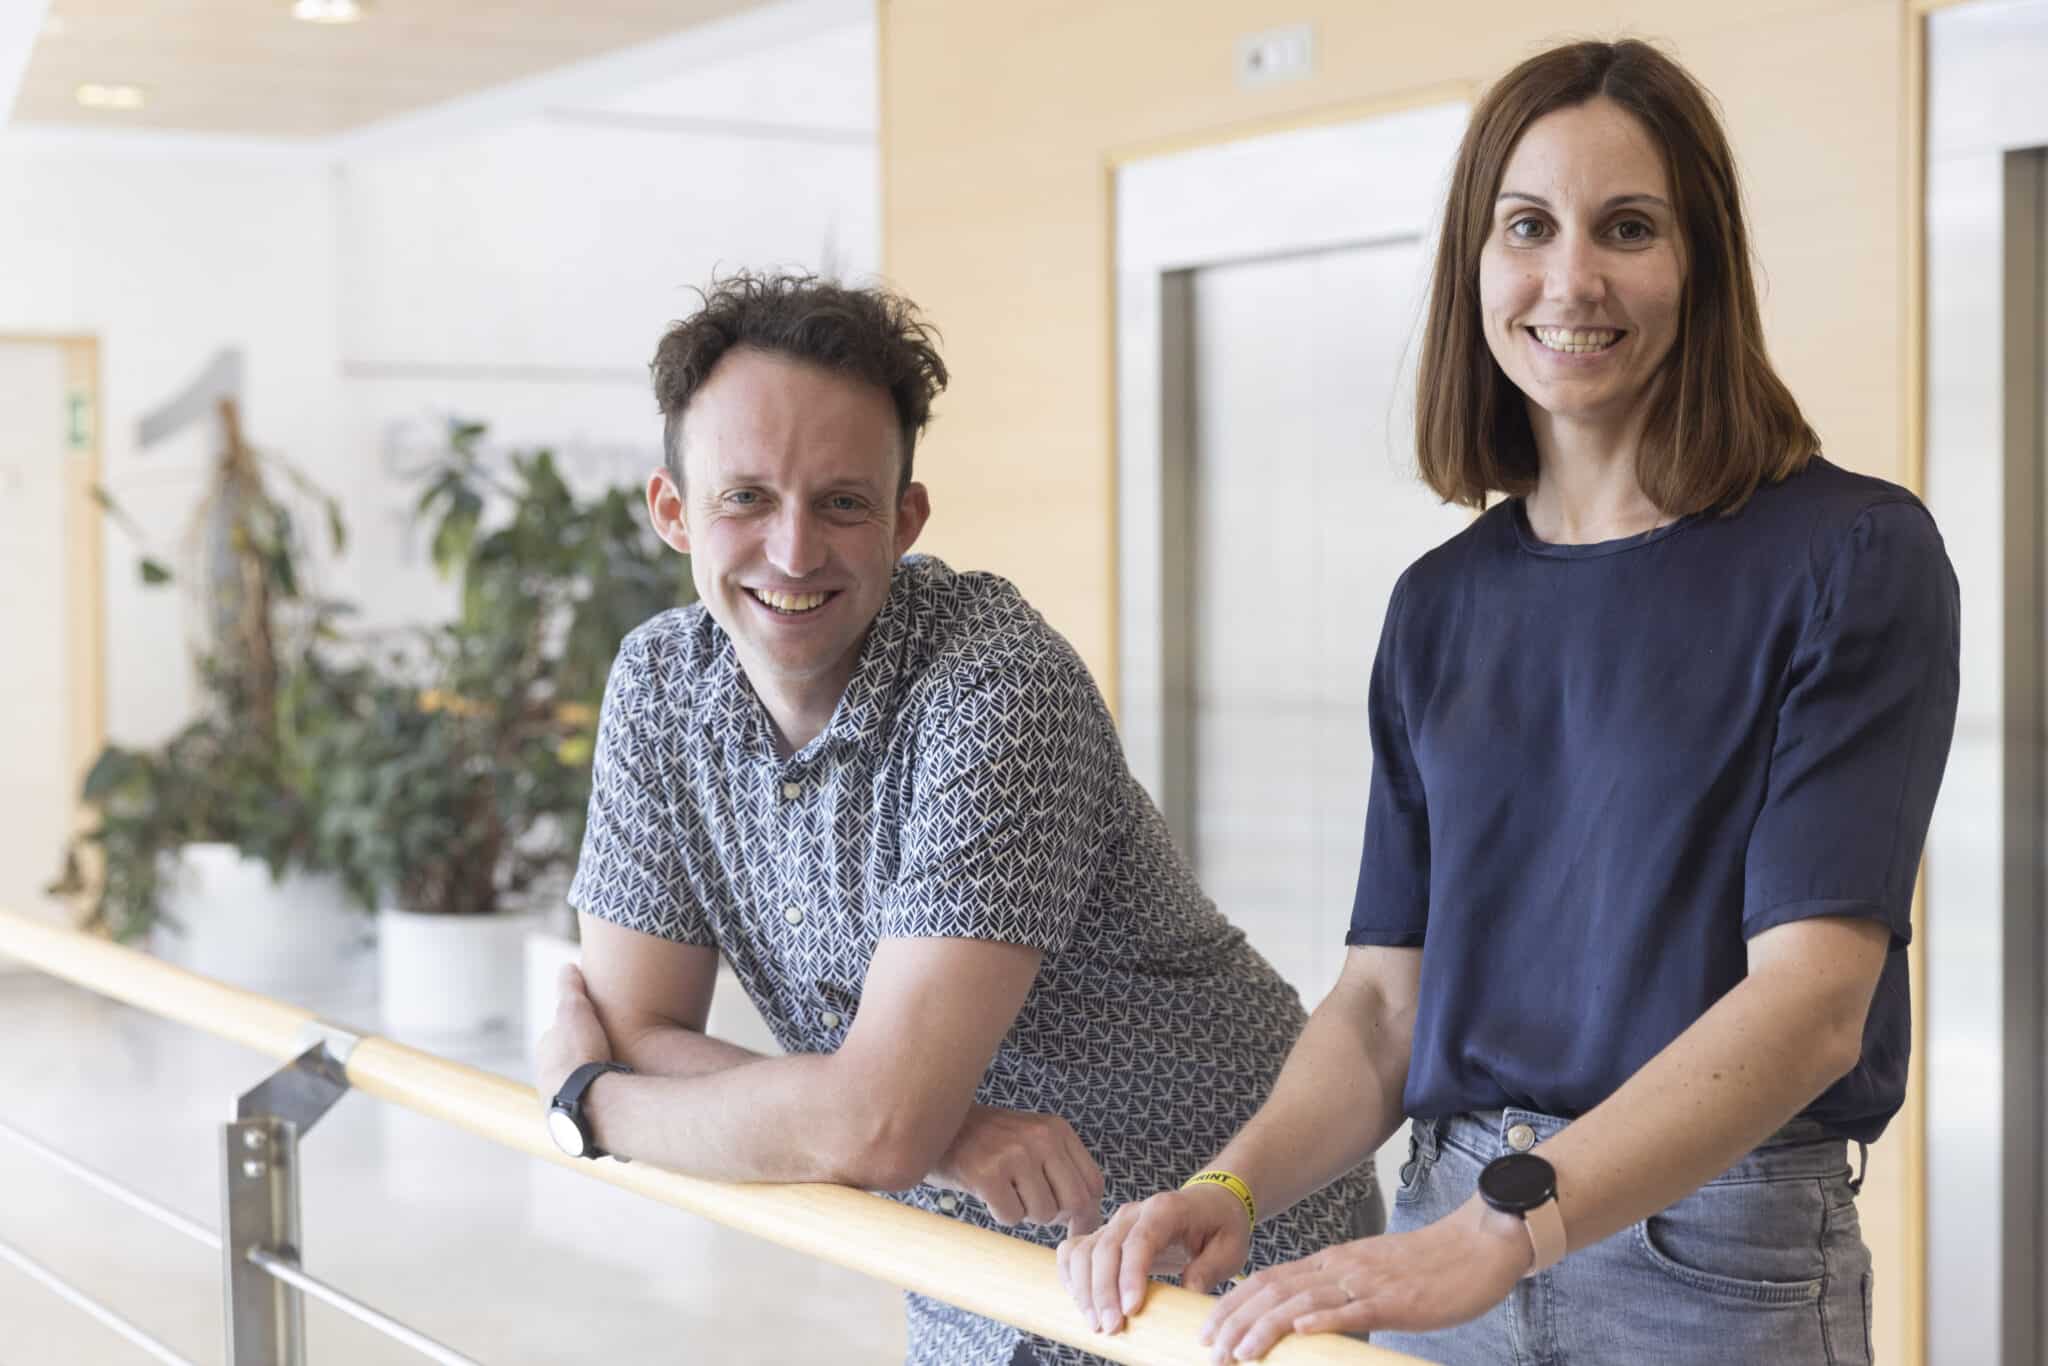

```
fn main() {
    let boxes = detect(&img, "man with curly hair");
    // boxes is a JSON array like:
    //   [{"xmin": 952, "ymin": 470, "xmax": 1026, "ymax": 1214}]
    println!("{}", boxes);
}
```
[{"xmin": 538, "ymin": 272, "xmax": 1379, "ymax": 1364}]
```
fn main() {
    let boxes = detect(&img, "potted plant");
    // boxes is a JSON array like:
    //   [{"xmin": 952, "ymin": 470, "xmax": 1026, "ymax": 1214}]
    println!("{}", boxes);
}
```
[
  {"xmin": 51, "ymin": 399, "xmax": 372, "ymax": 1004},
  {"xmin": 326, "ymin": 421, "xmax": 691, "ymax": 1045}
]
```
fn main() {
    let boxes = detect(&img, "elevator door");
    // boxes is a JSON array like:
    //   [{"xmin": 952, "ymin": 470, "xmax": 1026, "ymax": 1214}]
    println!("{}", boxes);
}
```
[
  {"xmin": 0, "ymin": 342, "xmax": 75, "ymax": 927},
  {"xmin": 1181, "ymin": 241, "xmax": 1470, "ymax": 1009}
]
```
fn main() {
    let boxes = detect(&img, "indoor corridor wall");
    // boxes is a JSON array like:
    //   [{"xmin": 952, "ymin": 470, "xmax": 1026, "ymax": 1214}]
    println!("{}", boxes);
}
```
[{"xmin": 879, "ymin": 1, "xmax": 1922, "ymax": 1360}]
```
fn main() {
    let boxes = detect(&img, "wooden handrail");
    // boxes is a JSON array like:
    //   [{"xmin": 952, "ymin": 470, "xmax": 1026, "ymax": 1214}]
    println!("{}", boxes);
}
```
[{"xmin": 0, "ymin": 910, "xmax": 1419, "ymax": 1364}]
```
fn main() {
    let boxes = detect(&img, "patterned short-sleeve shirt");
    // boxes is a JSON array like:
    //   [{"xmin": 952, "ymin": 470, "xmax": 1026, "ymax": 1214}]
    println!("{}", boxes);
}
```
[{"xmin": 570, "ymin": 555, "xmax": 1375, "ymax": 1365}]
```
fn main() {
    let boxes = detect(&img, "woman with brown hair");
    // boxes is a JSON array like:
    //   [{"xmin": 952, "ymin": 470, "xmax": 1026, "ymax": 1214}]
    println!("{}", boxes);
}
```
[{"xmin": 1060, "ymin": 39, "xmax": 1958, "ymax": 1365}]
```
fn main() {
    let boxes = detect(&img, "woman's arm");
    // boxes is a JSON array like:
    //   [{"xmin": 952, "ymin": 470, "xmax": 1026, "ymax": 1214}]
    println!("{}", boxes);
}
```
[
  {"xmin": 1531, "ymin": 913, "xmax": 1888, "ymax": 1250},
  {"xmin": 1201, "ymin": 912, "xmax": 1891, "ymax": 1361},
  {"xmin": 1060, "ymin": 945, "xmax": 1420, "ymax": 1333},
  {"xmin": 1206, "ymin": 945, "xmax": 1421, "ymax": 1220}
]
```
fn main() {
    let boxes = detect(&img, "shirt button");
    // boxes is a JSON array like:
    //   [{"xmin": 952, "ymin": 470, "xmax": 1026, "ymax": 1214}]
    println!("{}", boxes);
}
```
[
  {"xmin": 783, "ymin": 905, "xmax": 804, "ymax": 926},
  {"xmin": 938, "ymin": 1194, "xmax": 959, "ymax": 1213},
  {"xmin": 1507, "ymin": 1123, "xmax": 1537, "ymax": 1152},
  {"xmin": 820, "ymin": 1011, "xmax": 842, "ymax": 1029},
  {"xmin": 781, "ymin": 781, "xmax": 802, "ymax": 800}
]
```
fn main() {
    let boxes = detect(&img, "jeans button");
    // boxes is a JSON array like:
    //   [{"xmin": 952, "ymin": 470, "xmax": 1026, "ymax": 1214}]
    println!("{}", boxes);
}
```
[{"xmin": 1507, "ymin": 1123, "xmax": 1536, "ymax": 1152}]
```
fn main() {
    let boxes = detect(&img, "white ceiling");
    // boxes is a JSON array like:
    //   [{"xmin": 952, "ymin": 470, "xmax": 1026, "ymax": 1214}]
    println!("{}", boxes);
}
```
[
  {"xmin": 0, "ymin": 0, "xmax": 52, "ymax": 125},
  {"xmin": 6, "ymin": 0, "xmax": 868, "ymax": 140}
]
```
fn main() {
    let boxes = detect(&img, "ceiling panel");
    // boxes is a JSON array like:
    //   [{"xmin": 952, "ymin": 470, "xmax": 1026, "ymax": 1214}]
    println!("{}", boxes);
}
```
[{"xmin": 16, "ymin": 0, "xmax": 774, "ymax": 138}]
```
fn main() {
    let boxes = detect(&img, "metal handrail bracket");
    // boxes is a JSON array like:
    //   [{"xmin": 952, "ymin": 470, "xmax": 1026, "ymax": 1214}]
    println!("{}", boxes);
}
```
[{"xmin": 224, "ymin": 1040, "xmax": 352, "ymax": 1366}]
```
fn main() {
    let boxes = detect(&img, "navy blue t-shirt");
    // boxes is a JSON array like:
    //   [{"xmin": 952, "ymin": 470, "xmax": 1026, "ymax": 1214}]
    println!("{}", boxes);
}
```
[{"xmin": 1346, "ymin": 457, "xmax": 1959, "ymax": 1143}]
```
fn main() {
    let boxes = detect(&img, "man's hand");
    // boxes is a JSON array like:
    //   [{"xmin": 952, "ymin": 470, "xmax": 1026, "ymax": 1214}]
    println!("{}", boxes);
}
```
[
  {"xmin": 927, "ymin": 1105, "xmax": 1106, "ymax": 1235},
  {"xmin": 536, "ymin": 964, "xmax": 613, "ymax": 1104},
  {"xmin": 1058, "ymin": 1182, "xmax": 1251, "ymax": 1335},
  {"xmin": 1194, "ymin": 1195, "xmax": 1527, "ymax": 1362}
]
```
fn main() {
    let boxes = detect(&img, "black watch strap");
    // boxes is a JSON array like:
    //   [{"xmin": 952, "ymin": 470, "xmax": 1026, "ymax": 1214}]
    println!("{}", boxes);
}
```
[{"xmin": 552, "ymin": 1061, "xmax": 632, "ymax": 1158}]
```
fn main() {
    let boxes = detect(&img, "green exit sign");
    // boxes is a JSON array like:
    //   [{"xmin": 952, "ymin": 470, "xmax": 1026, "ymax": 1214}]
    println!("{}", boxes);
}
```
[{"xmin": 67, "ymin": 391, "xmax": 91, "ymax": 450}]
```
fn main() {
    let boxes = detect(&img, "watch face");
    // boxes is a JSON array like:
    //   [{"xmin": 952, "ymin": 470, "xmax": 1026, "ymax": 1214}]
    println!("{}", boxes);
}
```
[
  {"xmin": 1478, "ymin": 1152, "xmax": 1556, "ymax": 1213},
  {"xmin": 547, "ymin": 1106, "xmax": 589, "ymax": 1158}
]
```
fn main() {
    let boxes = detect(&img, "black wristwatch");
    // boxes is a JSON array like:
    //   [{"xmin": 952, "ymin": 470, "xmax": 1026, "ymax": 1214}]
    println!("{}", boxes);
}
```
[
  {"xmin": 548, "ymin": 1061, "xmax": 633, "ymax": 1159},
  {"xmin": 1478, "ymin": 1151, "xmax": 1566, "ymax": 1276}
]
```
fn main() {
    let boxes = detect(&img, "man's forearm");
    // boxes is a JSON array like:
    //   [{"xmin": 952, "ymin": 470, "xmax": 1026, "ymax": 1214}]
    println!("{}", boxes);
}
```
[
  {"xmin": 1211, "ymin": 974, "xmax": 1412, "ymax": 1221},
  {"xmin": 567, "ymin": 935, "xmax": 1052, "ymax": 1194},
  {"xmin": 1536, "ymin": 935, "xmax": 1881, "ymax": 1254},
  {"xmin": 582, "ymin": 1047, "xmax": 949, "ymax": 1188},
  {"xmin": 608, "ymin": 1019, "xmax": 763, "ymax": 1080}
]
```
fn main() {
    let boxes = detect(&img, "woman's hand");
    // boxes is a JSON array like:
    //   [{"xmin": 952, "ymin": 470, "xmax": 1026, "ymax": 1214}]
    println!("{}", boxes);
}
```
[
  {"xmin": 1058, "ymin": 1183, "xmax": 1253, "ymax": 1335},
  {"xmin": 1197, "ymin": 1195, "xmax": 1529, "ymax": 1362}
]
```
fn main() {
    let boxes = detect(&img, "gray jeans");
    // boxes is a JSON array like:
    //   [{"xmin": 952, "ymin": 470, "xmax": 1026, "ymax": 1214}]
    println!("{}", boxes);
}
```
[{"xmin": 1373, "ymin": 1108, "xmax": 1875, "ymax": 1366}]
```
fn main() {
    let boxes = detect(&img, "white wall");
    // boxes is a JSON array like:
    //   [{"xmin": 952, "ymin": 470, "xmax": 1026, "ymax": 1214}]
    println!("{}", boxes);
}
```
[
  {"xmin": 0, "ymin": 129, "xmax": 343, "ymax": 747},
  {"xmin": 332, "ymin": 15, "xmax": 878, "ymax": 628},
  {"xmin": 0, "ymin": 6, "xmax": 879, "ymax": 743}
]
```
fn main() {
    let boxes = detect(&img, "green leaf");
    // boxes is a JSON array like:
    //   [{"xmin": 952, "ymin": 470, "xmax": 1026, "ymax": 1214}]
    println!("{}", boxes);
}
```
[
  {"xmin": 139, "ymin": 557, "xmax": 173, "ymax": 585},
  {"xmin": 271, "ymin": 544, "xmax": 299, "ymax": 597},
  {"xmin": 416, "ymin": 473, "xmax": 451, "ymax": 516},
  {"xmin": 430, "ymin": 491, "xmax": 483, "ymax": 578},
  {"xmin": 80, "ymin": 747, "xmax": 134, "ymax": 801}
]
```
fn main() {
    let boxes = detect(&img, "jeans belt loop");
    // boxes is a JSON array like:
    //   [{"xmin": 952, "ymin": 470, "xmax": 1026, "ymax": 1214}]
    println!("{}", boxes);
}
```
[{"xmin": 1417, "ymin": 1115, "xmax": 1442, "ymax": 1161}]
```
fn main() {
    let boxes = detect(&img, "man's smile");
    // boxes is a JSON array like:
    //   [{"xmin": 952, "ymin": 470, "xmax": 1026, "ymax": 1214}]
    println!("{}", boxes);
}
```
[{"xmin": 747, "ymin": 587, "xmax": 837, "ymax": 615}]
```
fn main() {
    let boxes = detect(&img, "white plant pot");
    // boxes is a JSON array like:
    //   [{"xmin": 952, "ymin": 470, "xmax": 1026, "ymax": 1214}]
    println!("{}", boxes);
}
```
[
  {"xmin": 377, "ymin": 906, "xmax": 534, "ymax": 1049},
  {"xmin": 523, "ymin": 929, "xmax": 582, "ymax": 1067},
  {"xmin": 151, "ymin": 843, "xmax": 373, "ymax": 1008}
]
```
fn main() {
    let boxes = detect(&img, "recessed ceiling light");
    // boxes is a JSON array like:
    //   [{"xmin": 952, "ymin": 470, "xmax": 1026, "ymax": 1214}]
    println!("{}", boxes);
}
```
[
  {"xmin": 75, "ymin": 83, "xmax": 147, "ymax": 111},
  {"xmin": 292, "ymin": 0, "xmax": 364, "ymax": 22}
]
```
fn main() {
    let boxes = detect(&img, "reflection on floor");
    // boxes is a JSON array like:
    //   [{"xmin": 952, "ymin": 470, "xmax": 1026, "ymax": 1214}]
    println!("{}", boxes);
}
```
[{"xmin": 0, "ymin": 970, "xmax": 906, "ymax": 1365}]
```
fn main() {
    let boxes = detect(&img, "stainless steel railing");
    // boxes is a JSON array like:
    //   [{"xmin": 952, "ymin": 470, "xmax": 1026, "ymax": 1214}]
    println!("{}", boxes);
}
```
[
  {"xmin": 0, "ymin": 909, "xmax": 1413, "ymax": 1365},
  {"xmin": 1, "ymin": 1042, "xmax": 482, "ymax": 1366}
]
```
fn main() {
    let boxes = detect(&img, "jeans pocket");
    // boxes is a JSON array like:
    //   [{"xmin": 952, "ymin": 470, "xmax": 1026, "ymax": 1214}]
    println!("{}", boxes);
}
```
[{"xmin": 1632, "ymin": 1177, "xmax": 1828, "ymax": 1305}]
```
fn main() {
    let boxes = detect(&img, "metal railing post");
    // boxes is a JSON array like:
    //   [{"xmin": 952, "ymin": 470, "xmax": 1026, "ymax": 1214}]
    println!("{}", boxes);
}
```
[{"xmin": 221, "ymin": 1027, "xmax": 356, "ymax": 1366}]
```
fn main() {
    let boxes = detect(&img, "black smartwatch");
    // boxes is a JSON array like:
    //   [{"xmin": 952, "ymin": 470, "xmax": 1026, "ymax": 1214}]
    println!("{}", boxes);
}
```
[
  {"xmin": 1477, "ymin": 1151, "xmax": 1566, "ymax": 1276},
  {"xmin": 548, "ymin": 1061, "xmax": 633, "ymax": 1159}
]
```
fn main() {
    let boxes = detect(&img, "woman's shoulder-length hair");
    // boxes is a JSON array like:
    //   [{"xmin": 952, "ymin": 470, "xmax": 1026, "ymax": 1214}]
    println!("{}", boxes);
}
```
[{"xmin": 1415, "ymin": 39, "xmax": 1818, "ymax": 516}]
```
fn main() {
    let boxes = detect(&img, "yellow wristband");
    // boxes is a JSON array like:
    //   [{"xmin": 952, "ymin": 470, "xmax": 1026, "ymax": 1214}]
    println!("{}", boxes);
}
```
[{"xmin": 1182, "ymin": 1170, "xmax": 1256, "ymax": 1230}]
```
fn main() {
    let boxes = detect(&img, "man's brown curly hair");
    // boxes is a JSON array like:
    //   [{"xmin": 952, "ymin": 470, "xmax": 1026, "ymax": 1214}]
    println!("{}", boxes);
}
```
[{"xmin": 650, "ymin": 272, "xmax": 948, "ymax": 492}]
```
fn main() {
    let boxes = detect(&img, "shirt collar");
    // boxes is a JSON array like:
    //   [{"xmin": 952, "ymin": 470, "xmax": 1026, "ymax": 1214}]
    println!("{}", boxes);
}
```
[{"xmin": 697, "ymin": 557, "xmax": 924, "ymax": 765}]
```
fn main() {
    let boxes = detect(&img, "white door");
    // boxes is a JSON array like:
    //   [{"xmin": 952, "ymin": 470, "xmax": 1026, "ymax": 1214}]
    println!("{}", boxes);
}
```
[
  {"xmin": 0, "ymin": 341, "xmax": 76, "ymax": 928},
  {"xmin": 1181, "ymin": 241, "xmax": 1468, "ymax": 1011},
  {"xmin": 1117, "ymin": 103, "xmax": 1471, "ymax": 1204}
]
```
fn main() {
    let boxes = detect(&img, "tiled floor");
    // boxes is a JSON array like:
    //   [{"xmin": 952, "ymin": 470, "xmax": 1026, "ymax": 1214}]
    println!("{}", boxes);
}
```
[{"xmin": 0, "ymin": 968, "xmax": 906, "ymax": 1365}]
